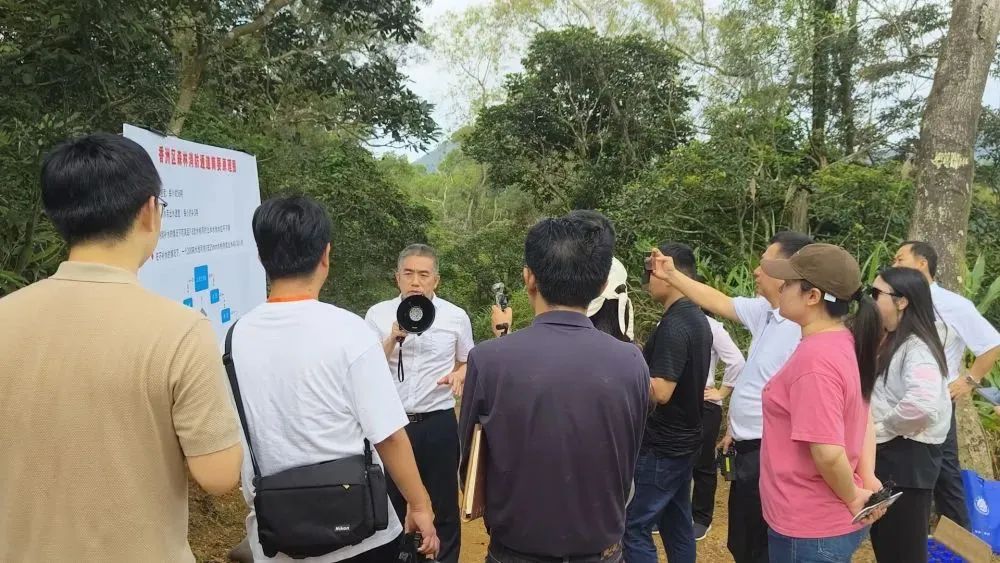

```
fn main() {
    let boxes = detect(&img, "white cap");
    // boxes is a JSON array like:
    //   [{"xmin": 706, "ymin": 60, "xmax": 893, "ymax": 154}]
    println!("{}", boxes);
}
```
[{"xmin": 587, "ymin": 256, "xmax": 634, "ymax": 340}]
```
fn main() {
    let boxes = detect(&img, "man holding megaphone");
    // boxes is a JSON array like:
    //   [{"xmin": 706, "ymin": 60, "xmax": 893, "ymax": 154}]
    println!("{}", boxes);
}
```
[{"xmin": 365, "ymin": 244, "xmax": 474, "ymax": 563}]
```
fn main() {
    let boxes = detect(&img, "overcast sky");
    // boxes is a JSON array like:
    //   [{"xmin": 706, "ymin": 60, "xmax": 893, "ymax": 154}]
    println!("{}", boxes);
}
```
[
  {"xmin": 378, "ymin": 0, "xmax": 1000, "ymax": 162},
  {"xmin": 369, "ymin": 0, "xmax": 490, "ymax": 160}
]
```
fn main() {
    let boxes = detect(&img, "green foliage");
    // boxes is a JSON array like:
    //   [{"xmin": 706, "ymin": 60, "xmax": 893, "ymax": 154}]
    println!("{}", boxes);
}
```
[
  {"xmin": 0, "ymin": 0, "xmax": 436, "ymax": 302},
  {"xmin": 809, "ymin": 162, "xmax": 912, "ymax": 257},
  {"xmin": 464, "ymin": 27, "xmax": 695, "ymax": 209},
  {"xmin": 962, "ymin": 254, "xmax": 1000, "ymax": 320}
]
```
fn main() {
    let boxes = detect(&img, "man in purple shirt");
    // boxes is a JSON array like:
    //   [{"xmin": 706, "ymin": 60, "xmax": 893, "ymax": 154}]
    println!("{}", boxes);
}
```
[{"xmin": 459, "ymin": 210, "xmax": 650, "ymax": 563}]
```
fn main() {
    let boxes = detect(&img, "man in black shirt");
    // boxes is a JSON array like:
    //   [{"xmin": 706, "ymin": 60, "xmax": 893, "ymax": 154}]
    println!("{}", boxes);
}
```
[
  {"xmin": 624, "ymin": 242, "xmax": 713, "ymax": 563},
  {"xmin": 459, "ymin": 211, "xmax": 650, "ymax": 563}
]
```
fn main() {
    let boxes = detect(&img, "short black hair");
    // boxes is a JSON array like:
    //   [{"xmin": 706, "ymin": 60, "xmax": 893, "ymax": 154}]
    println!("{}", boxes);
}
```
[
  {"xmin": 901, "ymin": 240, "xmax": 939, "ymax": 278},
  {"xmin": 770, "ymin": 231, "xmax": 814, "ymax": 258},
  {"xmin": 252, "ymin": 196, "xmax": 332, "ymax": 281},
  {"xmin": 524, "ymin": 211, "xmax": 615, "ymax": 308},
  {"xmin": 41, "ymin": 133, "xmax": 162, "ymax": 245},
  {"xmin": 566, "ymin": 209, "xmax": 616, "ymax": 248},
  {"xmin": 658, "ymin": 242, "xmax": 697, "ymax": 278}
]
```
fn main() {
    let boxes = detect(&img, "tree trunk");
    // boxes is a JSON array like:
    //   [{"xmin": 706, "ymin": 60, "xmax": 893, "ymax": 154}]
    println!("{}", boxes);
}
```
[
  {"xmin": 910, "ymin": 0, "xmax": 1000, "ymax": 479},
  {"xmin": 166, "ymin": 0, "xmax": 295, "ymax": 136},
  {"xmin": 795, "ymin": 0, "xmax": 837, "ymax": 233},
  {"xmin": 835, "ymin": 0, "xmax": 859, "ymax": 154},
  {"xmin": 168, "ymin": 55, "xmax": 206, "ymax": 137},
  {"xmin": 167, "ymin": 20, "xmax": 205, "ymax": 137},
  {"xmin": 809, "ymin": 0, "xmax": 835, "ymax": 167},
  {"xmin": 790, "ymin": 187, "xmax": 810, "ymax": 232}
]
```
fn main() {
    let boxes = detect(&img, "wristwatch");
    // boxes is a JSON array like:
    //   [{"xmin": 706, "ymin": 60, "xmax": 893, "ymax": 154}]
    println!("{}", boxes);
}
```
[{"xmin": 965, "ymin": 373, "xmax": 981, "ymax": 388}]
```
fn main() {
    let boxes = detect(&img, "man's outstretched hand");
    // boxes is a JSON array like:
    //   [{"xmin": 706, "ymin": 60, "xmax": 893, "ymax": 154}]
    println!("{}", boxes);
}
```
[{"xmin": 437, "ymin": 364, "xmax": 467, "ymax": 397}]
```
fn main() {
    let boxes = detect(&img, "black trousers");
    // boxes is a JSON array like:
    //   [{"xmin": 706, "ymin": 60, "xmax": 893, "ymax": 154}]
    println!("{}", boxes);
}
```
[
  {"xmin": 692, "ymin": 401, "xmax": 723, "ymax": 527},
  {"xmin": 727, "ymin": 440, "xmax": 769, "ymax": 563},
  {"xmin": 871, "ymin": 487, "xmax": 933, "ymax": 563},
  {"xmin": 387, "ymin": 409, "xmax": 461, "ymax": 563},
  {"xmin": 934, "ymin": 405, "xmax": 970, "ymax": 529},
  {"xmin": 342, "ymin": 535, "xmax": 404, "ymax": 562}
]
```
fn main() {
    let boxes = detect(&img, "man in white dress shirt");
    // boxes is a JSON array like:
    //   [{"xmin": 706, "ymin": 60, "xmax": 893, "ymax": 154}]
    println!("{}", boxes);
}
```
[
  {"xmin": 894, "ymin": 241, "xmax": 1000, "ymax": 530},
  {"xmin": 365, "ymin": 244, "xmax": 474, "ymax": 563},
  {"xmin": 648, "ymin": 231, "xmax": 813, "ymax": 563},
  {"xmin": 692, "ymin": 314, "xmax": 746, "ymax": 541}
]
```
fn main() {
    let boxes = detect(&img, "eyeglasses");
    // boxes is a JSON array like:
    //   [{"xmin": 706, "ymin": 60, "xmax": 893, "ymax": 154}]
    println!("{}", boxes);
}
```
[
  {"xmin": 155, "ymin": 195, "xmax": 168, "ymax": 212},
  {"xmin": 868, "ymin": 286, "xmax": 900, "ymax": 300}
]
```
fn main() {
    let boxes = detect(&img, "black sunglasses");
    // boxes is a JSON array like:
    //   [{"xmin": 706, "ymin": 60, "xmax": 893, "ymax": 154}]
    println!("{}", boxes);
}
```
[{"xmin": 868, "ymin": 286, "xmax": 901, "ymax": 300}]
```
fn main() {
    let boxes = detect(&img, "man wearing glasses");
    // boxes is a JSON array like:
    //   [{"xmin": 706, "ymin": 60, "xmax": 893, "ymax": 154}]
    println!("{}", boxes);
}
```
[
  {"xmin": 365, "ymin": 244, "xmax": 474, "ymax": 563},
  {"xmin": 0, "ymin": 133, "xmax": 242, "ymax": 561}
]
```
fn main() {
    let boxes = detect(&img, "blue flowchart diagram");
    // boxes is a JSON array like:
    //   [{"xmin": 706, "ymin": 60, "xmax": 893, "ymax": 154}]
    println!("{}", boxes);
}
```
[{"xmin": 183, "ymin": 264, "xmax": 233, "ymax": 324}]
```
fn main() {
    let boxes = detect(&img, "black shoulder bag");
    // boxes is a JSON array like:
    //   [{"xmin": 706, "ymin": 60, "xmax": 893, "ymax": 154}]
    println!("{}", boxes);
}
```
[{"xmin": 223, "ymin": 321, "xmax": 390, "ymax": 559}]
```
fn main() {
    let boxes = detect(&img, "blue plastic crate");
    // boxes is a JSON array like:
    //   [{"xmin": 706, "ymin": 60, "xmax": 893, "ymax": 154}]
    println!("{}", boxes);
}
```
[{"xmin": 928, "ymin": 538, "xmax": 966, "ymax": 562}]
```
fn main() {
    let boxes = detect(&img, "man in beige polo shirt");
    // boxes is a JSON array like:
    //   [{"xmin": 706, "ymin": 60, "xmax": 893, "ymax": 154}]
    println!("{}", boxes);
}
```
[{"xmin": 0, "ymin": 133, "xmax": 243, "ymax": 562}]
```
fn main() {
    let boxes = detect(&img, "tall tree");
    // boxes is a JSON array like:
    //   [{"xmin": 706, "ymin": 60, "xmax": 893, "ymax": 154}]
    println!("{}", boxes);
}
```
[
  {"xmin": 909, "ymin": 0, "xmax": 1000, "ymax": 478},
  {"xmin": 156, "ymin": 0, "xmax": 435, "ymax": 145},
  {"xmin": 464, "ymin": 27, "xmax": 695, "ymax": 209}
]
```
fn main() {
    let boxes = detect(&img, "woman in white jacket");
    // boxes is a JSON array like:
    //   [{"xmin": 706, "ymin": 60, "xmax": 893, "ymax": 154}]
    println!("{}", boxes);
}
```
[{"xmin": 868, "ymin": 266, "xmax": 952, "ymax": 563}]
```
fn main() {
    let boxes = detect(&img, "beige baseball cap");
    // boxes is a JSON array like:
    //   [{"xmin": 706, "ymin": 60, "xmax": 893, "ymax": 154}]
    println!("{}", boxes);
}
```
[{"xmin": 760, "ymin": 243, "xmax": 862, "ymax": 302}]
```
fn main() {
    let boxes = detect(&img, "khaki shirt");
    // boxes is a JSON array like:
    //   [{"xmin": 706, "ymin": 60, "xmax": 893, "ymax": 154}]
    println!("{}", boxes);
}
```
[{"xmin": 0, "ymin": 261, "xmax": 240, "ymax": 562}]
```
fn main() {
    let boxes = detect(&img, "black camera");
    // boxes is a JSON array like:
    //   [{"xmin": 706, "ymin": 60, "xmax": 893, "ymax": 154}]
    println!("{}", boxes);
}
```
[{"xmin": 398, "ymin": 532, "xmax": 429, "ymax": 562}]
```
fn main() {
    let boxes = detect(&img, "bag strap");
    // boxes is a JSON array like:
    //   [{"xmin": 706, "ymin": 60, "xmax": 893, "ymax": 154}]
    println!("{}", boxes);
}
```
[
  {"xmin": 223, "ymin": 321, "xmax": 262, "ymax": 478},
  {"xmin": 223, "ymin": 321, "xmax": 374, "ymax": 476}
]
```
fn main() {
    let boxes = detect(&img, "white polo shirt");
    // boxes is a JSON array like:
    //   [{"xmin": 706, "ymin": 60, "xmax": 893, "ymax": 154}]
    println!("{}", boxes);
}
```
[
  {"xmin": 365, "ymin": 295, "xmax": 475, "ymax": 413},
  {"xmin": 228, "ymin": 299, "xmax": 408, "ymax": 563},
  {"xmin": 931, "ymin": 283, "xmax": 1000, "ymax": 383},
  {"xmin": 705, "ymin": 317, "xmax": 746, "ymax": 406},
  {"xmin": 727, "ymin": 296, "xmax": 802, "ymax": 441}
]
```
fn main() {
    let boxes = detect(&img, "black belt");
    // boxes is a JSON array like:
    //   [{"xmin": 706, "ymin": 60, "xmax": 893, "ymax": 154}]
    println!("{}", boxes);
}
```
[
  {"xmin": 489, "ymin": 540, "xmax": 620, "ymax": 563},
  {"xmin": 406, "ymin": 409, "xmax": 451, "ymax": 424},
  {"xmin": 734, "ymin": 439, "xmax": 762, "ymax": 454}
]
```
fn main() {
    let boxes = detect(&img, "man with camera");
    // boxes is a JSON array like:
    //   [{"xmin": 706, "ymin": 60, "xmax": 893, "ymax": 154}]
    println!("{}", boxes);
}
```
[
  {"xmin": 221, "ymin": 196, "xmax": 439, "ymax": 562},
  {"xmin": 365, "ymin": 244, "xmax": 474, "ymax": 563}
]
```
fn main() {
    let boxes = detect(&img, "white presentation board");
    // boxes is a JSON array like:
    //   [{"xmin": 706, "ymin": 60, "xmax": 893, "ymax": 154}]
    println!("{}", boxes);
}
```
[{"xmin": 124, "ymin": 124, "xmax": 266, "ymax": 340}]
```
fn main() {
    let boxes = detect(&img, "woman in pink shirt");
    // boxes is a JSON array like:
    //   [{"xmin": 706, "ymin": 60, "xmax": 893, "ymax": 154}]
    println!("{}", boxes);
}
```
[{"xmin": 757, "ymin": 243, "xmax": 887, "ymax": 562}]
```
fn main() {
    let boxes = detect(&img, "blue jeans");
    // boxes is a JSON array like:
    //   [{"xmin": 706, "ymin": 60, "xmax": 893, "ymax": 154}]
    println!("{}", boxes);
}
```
[
  {"xmin": 623, "ymin": 451, "xmax": 696, "ymax": 563},
  {"xmin": 767, "ymin": 528, "xmax": 867, "ymax": 563}
]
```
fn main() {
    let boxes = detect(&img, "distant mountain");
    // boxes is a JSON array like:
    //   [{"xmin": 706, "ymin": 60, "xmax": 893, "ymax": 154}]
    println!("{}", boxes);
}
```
[{"xmin": 414, "ymin": 139, "xmax": 459, "ymax": 172}]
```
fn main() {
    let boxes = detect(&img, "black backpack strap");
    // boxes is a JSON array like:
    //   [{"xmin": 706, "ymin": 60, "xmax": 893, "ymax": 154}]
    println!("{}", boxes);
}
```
[
  {"xmin": 223, "ymin": 320, "xmax": 261, "ymax": 478},
  {"xmin": 364, "ymin": 438, "xmax": 373, "ymax": 465}
]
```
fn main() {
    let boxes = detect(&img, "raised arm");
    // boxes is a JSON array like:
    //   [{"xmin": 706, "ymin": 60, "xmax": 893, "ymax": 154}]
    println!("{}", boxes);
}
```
[{"xmin": 650, "ymin": 249, "xmax": 738, "ymax": 322}]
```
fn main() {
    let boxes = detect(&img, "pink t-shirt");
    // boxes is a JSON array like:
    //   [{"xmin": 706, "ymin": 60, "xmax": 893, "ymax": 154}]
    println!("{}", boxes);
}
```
[{"xmin": 760, "ymin": 329, "xmax": 869, "ymax": 538}]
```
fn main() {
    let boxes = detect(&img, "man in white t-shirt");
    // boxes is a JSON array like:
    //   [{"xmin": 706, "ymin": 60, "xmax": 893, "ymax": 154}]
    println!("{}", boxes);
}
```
[
  {"xmin": 894, "ymin": 241, "xmax": 1000, "ymax": 529},
  {"xmin": 228, "ymin": 196, "xmax": 439, "ymax": 563},
  {"xmin": 648, "ymin": 231, "xmax": 813, "ymax": 563},
  {"xmin": 365, "ymin": 244, "xmax": 474, "ymax": 563}
]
